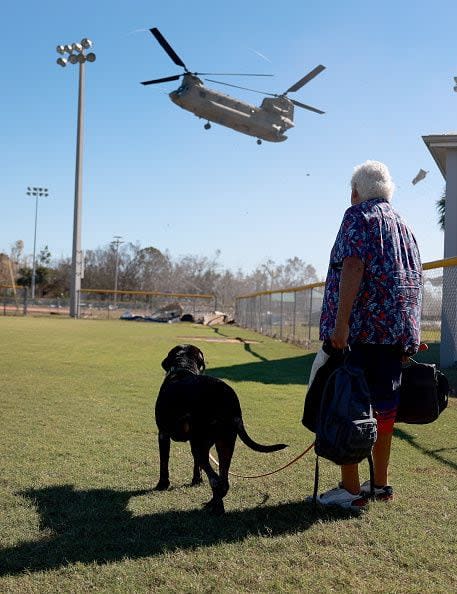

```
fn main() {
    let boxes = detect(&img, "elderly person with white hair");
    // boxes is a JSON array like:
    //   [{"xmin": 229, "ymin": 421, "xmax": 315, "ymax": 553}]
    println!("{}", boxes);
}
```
[{"xmin": 311, "ymin": 160, "xmax": 423, "ymax": 510}]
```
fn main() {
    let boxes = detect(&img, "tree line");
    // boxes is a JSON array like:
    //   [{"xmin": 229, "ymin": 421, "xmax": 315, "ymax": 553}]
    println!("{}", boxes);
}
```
[{"xmin": 0, "ymin": 240, "xmax": 318, "ymax": 308}]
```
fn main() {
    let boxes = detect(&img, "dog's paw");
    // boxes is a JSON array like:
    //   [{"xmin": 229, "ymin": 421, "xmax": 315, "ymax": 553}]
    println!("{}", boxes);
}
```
[
  {"xmin": 154, "ymin": 480, "xmax": 170, "ymax": 491},
  {"xmin": 209, "ymin": 500, "xmax": 225, "ymax": 516},
  {"xmin": 203, "ymin": 498, "xmax": 225, "ymax": 515}
]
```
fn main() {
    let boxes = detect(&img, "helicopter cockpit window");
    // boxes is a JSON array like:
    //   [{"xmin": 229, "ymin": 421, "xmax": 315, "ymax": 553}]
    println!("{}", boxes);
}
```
[{"xmin": 177, "ymin": 84, "xmax": 189, "ymax": 95}]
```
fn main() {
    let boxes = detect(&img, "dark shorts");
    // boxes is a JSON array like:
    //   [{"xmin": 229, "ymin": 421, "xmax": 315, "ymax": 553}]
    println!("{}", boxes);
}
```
[{"xmin": 347, "ymin": 343, "xmax": 402, "ymax": 433}]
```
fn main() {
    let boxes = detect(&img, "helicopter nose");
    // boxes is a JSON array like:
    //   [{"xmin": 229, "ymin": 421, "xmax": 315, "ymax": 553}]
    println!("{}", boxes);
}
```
[{"xmin": 169, "ymin": 90, "xmax": 181, "ymax": 105}]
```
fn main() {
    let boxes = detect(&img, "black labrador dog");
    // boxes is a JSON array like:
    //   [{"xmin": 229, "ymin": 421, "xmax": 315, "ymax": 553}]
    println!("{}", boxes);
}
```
[{"xmin": 155, "ymin": 344, "xmax": 287, "ymax": 514}]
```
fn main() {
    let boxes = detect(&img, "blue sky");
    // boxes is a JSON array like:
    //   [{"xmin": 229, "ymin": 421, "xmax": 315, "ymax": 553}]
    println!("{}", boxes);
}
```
[{"xmin": 1, "ymin": 0, "xmax": 455, "ymax": 279}]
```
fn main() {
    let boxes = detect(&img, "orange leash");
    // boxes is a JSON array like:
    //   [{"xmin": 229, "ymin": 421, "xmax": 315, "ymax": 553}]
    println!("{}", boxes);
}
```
[{"xmin": 209, "ymin": 441, "xmax": 315, "ymax": 479}]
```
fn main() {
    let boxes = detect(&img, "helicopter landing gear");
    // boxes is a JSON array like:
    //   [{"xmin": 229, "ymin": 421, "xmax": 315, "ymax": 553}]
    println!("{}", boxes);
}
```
[
  {"xmin": 204, "ymin": 122, "xmax": 211, "ymax": 130},
  {"xmin": 256, "ymin": 138, "xmax": 262, "ymax": 145}
]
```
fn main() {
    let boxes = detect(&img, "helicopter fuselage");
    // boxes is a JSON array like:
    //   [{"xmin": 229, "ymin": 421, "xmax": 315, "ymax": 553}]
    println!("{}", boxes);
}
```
[{"xmin": 169, "ymin": 74, "xmax": 294, "ymax": 142}]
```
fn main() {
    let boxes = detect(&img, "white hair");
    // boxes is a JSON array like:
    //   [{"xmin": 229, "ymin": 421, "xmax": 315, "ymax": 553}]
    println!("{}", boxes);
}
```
[{"xmin": 351, "ymin": 160, "xmax": 395, "ymax": 202}]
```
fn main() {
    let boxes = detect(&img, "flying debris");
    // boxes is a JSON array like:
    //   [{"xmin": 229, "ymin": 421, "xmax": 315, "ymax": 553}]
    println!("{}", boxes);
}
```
[{"xmin": 412, "ymin": 169, "xmax": 428, "ymax": 185}]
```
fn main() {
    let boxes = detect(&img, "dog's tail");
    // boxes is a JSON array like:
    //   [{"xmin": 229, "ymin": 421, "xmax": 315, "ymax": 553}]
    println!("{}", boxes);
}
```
[{"xmin": 234, "ymin": 417, "xmax": 287, "ymax": 453}]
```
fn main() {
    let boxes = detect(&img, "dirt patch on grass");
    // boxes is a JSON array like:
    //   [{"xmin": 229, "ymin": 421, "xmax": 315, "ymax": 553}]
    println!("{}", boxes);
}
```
[{"xmin": 177, "ymin": 336, "xmax": 260, "ymax": 344}]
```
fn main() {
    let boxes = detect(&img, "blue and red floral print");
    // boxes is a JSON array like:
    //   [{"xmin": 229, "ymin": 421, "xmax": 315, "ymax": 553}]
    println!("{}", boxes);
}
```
[{"xmin": 320, "ymin": 198, "xmax": 423, "ymax": 354}]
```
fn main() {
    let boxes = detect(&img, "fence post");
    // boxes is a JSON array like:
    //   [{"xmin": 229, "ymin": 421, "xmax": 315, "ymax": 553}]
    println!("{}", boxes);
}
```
[
  {"xmin": 23, "ymin": 287, "xmax": 28, "ymax": 316},
  {"xmin": 308, "ymin": 287, "xmax": 314, "ymax": 343},
  {"xmin": 292, "ymin": 291, "xmax": 296, "ymax": 342},
  {"xmin": 280, "ymin": 292, "xmax": 284, "ymax": 340},
  {"xmin": 258, "ymin": 294, "xmax": 262, "ymax": 332}
]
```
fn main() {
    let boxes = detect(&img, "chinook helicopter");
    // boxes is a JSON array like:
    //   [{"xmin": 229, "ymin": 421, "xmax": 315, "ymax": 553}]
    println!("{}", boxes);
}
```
[{"xmin": 141, "ymin": 28, "xmax": 326, "ymax": 144}]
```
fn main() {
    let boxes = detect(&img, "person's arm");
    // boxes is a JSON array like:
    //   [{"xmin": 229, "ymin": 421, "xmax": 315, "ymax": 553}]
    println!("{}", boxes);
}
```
[{"xmin": 330, "ymin": 255, "xmax": 365, "ymax": 349}]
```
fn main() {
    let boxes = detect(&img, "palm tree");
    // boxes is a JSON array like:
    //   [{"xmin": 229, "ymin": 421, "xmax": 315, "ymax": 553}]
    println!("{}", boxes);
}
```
[{"xmin": 437, "ymin": 191, "xmax": 445, "ymax": 231}]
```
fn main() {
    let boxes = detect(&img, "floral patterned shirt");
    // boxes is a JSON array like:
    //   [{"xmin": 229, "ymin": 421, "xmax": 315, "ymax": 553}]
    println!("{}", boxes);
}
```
[{"xmin": 319, "ymin": 198, "xmax": 423, "ymax": 354}]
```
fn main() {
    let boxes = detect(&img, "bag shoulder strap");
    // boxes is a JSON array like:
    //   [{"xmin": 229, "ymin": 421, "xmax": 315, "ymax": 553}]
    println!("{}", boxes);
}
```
[
  {"xmin": 312, "ymin": 454, "xmax": 375, "ymax": 507},
  {"xmin": 312, "ymin": 455, "xmax": 320, "ymax": 509}
]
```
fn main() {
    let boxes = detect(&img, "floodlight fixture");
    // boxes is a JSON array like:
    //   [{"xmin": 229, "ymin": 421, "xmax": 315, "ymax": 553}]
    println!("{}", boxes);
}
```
[
  {"xmin": 64, "ymin": 44, "xmax": 73, "ymax": 53},
  {"xmin": 27, "ymin": 187, "xmax": 49, "ymax": 197},
  {"xmin": 72, "ymin": 42, "xmax": 83, "ymax": 52},
  {"xmin": 69, "ymin": 53, "xmax": 79, "ymax": 64},
  {"xmin": 81, "ymin": 38, "xmax": 92, "ymax": 49},
  {"xmin": 86, "ymin": 52, "xmax": 96, "ymax": 63},
  {"xmin": 57, "ymin": 57, "xmax": 67, "ymax": 67},
  {"xmin": 56, "ymin": 45, "xmax": 65, "ymax": 54}
]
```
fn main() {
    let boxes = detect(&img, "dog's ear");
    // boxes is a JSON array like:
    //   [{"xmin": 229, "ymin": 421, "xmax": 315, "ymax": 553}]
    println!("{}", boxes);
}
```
[
  {"xmin": 196, "ymin": 349, "xmax": 206, "ymax": 372},
  {"xmin": 161, "ymin": 346, "xmax": 180, "ymax": 371}
]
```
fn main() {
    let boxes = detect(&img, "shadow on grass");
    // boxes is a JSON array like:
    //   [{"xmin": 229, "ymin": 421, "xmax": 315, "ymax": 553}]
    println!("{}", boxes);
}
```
[
  {"xmin": 394, "ymin": 426, "xmax": 457, "ymax": 471},
  {"xmin": 208, "ymin": 354, "xmax": 315, "ymax": 385},
  {"xmin": 0, "ymin": 485, "xmax": 357, "ymax": 576},
  {"xmin": 204, "ymin": 326, "xmax": 317, "ymax": 385}
]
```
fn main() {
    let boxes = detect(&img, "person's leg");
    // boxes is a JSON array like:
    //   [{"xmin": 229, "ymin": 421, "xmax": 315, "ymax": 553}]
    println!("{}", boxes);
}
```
[
  {"xmin": 372, "ymin": 430, "xmax": 393, "ymax": 486},
  {"xmin": 347, "ymin": 343, "xmax": 401, "ymax": 492},
  {"xmin": 341, "ymin": 426, "xmax": 394, "ymax": 493},
  {"xmin": 341, "ymin": 464, "xmax": 361, "ymax": 494}
]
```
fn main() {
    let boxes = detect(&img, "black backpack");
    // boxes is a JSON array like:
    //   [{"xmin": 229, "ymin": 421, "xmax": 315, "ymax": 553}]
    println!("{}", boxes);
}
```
[
  {"xmin": 315, "ymin": 362, "xmax": 378, "ymax": 465},
  {"xmin": 312, "ymin": 361, "xmax": 378, "ymax": 505}
]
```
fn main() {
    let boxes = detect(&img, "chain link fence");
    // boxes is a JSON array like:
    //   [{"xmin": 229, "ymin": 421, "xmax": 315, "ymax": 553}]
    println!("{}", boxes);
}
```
[
  {"xmin": 77, "ymin": 290, "xmax": 217, "ymax": 322},
  {"xmin": 235, "ymin": 257, "xmax": 457, "ymax": 351},
  {"xmin": 0, "ymin": 286, "xmax": 218, "ymax": 323},
  {"xmin": 0, "ymin": 285, "xmax": 28, "ymax": 316}
]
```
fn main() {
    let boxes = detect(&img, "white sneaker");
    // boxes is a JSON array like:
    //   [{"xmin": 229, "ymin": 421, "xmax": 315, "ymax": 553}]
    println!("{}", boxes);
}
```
[
  {"xmin": 307, "ymin": 486, "xmax": 368, "ymax": 511},
  {"xmin": 360, "ymin": 481, "xmax": 394, "ymax": 501}
]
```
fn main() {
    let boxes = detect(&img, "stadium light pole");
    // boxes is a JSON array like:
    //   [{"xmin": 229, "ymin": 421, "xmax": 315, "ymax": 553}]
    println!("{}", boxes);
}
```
[
  {"xmin": 56, "ymin": 39, "xmax": 96, "ymax": 318},
  {"xmin": 111, "ymin": 235, "xmax": 124, "ymax": 308},
  {"xmin": 26, "ymin": 186, "xmax": 49, "ymax": 300}
]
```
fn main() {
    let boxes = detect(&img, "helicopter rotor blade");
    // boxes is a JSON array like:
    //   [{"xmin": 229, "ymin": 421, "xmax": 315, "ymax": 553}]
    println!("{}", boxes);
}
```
[
  {"xmin": 204, "ymin": 78, "xmax": 277, "ymax": 95},
  {"xmin": 291, "ymin": 99, "xmax": 325, "ymax": 114},
  {"xmin": 285, "ymin": 65, "xmax": 326, "ymax": 94},
  {"xmin": 141, "ymin": 74, "xmax": 182, "ymax": 86},
  {"xmin": 150, "ymin": 27, "xmax": 188, "ymax": 70},
  {"xmin": 196, "ymin": 72, "xmax": 273, "ymax": 77}
]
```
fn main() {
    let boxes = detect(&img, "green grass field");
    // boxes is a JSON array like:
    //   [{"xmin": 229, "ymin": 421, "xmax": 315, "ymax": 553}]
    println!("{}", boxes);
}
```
[{"xmin": 1, "ymin": 317, "xmax": 456, "ymax": 593}]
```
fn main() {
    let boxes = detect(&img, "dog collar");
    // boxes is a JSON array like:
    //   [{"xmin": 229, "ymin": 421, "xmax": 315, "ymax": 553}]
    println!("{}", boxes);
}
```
[{"xmin": 166, "ymin": 366, "xmax": 198, "ymax": 379}]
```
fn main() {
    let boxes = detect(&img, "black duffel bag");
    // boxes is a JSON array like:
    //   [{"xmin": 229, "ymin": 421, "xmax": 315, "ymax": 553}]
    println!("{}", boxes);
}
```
[{"xmin": 396, "ymin": 360, "xmax": 449, "ymax": 424}]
